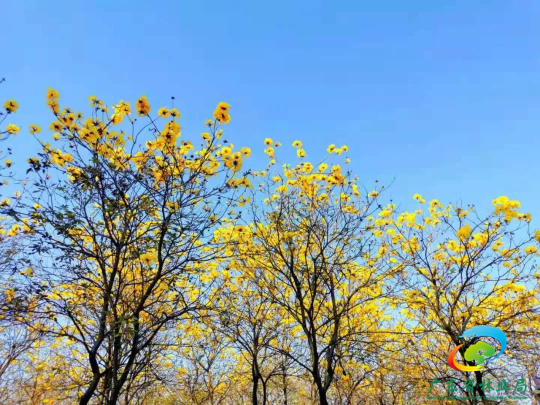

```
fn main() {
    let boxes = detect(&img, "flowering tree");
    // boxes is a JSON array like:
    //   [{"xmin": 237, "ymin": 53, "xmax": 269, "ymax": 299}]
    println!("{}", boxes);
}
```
[
  {"xmin": 0, "ymin": 83, "xmax": 43, "ymax": 402},
  {"xmin": 215, "ymin": 139, "xmax": 400, "ymax": 405},
  {"xmin": 387, "ymin": 195, "xmax": 540, "ymax": 403},
  {"xmin": 8, "ymin": 89, "xmax": 251, "ymax": 404}
]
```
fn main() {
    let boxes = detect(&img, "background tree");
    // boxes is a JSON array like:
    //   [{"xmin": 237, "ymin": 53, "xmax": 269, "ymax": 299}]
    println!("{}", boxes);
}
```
[
  {"xmin": 0, "ymin": 82, "xmax": 45, "ymax": 403},
  {"xmin": 212, "ymin": 260, "xmax": 291, "ymax": 405},
  {"xmin": 174, "ymin": 318, "xmax": 238, "ymax": 405}
]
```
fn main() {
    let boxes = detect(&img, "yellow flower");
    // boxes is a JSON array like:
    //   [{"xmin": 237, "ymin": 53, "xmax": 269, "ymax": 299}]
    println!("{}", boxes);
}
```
[
  {"xmin": 327, "ymin": 144, "xmax": 336, "ymax": 153},
  {"xmin": 3, "ymin": 99, "xmax": 18, "ymax": 113},
  {"xmin": 368, "ymin": 190, "xmax": 379, "ymax": 198},
  {"xmin": 111, "ymin": 101, "xmax": 131, "ymax": 124},
  {"xmin": 66, "ymin": 166, "xmax": 83, "ymax": 180},
  {"xmin": 292, "ymin": 140, "xmax": 302, "ymax": 148},
  {"xmin": 46, "ymin": 88, "xmax": 59, "ymax": 100},
  {"xmin": 303, "ymin": 162, "xmax": 313, "ymax": 173},
  {"xmin": 213, "ymin": 102, "xmax": 231, "ymax": 124},
  {"xmin": 264, "ymin": 147, "xmax": 275, "ymax": 158},
  {"xmin": 4, "ymin": 288, "xmax": 15, "ymax": 303},
  {"xmin": 221, "ymin": 146, "xmax": 232, "ymax": 156},
  {"xmin": 525, "ymin": 246, "xmax": 538, "ymax": 255},
  {"xmin": 21, "ymin": 267, "xmax": 34, "ymax": 277},
  {"xmin": 111, "ymin": 113, "xmax": 123, "ymax": 125},
  {"xmin": 140, "ymin": 251, "xmax": 157, "ymax": 265},
  {"xmin": 89, "ymin": 96, "xmax": 105, "ymax": 108},
  {"xmin": 457, "ymin": 224, "xmax": 472, "ymax": 241},
  {"xmin": 240, "ymin": 147, "xmax": 251, "ymax": 157},
  {"xmin": 318, "ymin": 193, "xmax": 328, "ymax": 202},
  {"xmin": 171, "ymin": 108, "xmax": 180, "ymax": 118},
  {"xmin": 318, "ymin": 163, "xmax": 328, "ymax": 172},
  {"xmin": 238, "ymin": 196, "xmax": 250, "ymax": 207},
  {"xmin": 264, "ymin": 138, "xmax": 273, "ymax": 146},
  {"xmin": 50, "ymin": 150, "xmax": 74, "ymax": 167},
  {"xmin": 223, "ymin": 152, "xmax": 243, "ymax": 172},
  {"xmin": 518, "ymin": 212, "xmax": 531, "ymax": 222},
  {"xmin": 8, "ymin": 224, "xmax": 21, "ymax": 237},
  {"xmin": 49, "ymin": 121, "xmax": 63, "ymax": 132},
  {"xmin": 216, "ymin": 101, "xmax": 230, "ymax": 112},
  {"xmin": 28, "ymin": 157, "xmax": 41, "ymax": 169},
  {"xmin": 491, "ymin": 239, "xmax": 504, "ymax": 251},
  {"xmin": 379, "ymin": 208, "xmax": 393, "ymax": 218},
  {"xmin": 492, "ymin": 196, "xmax": 521, "ymax": 222},
  {"xmin": 4, "ymin": 160, "xmax": 12, "ymax": 168},
  {"xmin": 114, "ymin": 100, "xmax": 131, "ymax": 114},
  {"xmin": 29, "ymin": 124, "xmax": 41, "ymax": 134},
  {"xmin": 158, "ymin": 107, "xmax": 171, "ymax": 118},
  {"xmin": 6, "ymin": 124, "xmax": 20, "ymax": 134},
  {"xmin": 160, "ymin": 121, "xmax": 181, "ymax": 146},
  {"xmin": 52, "ymin": 133, "xmax": 61, "ymax": 141},
  {"xmin": 136, "ymin": 95, "xmax": 151, "ymax": 116},
  {"xmin": 46, "ymin": 100, "xmax": 60, "ymax": 114},
  {"xmin": 297, "ymin": 149, "xmax": 306, "ymax": 158}
]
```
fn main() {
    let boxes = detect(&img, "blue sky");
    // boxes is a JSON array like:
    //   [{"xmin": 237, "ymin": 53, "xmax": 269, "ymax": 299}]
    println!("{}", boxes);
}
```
[{"xmin": 3, "ymin": 1, "xmax": 540, "ymax": 218}]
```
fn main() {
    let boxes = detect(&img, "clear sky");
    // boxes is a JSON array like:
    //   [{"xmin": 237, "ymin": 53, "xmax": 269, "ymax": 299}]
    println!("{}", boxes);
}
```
[{"xmin": 3, "ymin": 1, "xmax": 540, "ymax": 217}]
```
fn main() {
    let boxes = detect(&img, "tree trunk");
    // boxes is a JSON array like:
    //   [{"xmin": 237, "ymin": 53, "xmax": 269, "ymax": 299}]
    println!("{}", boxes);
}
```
[
  {"xmin": 315, "ymin": 378, "xmax": 329, "ymax": 405},
  {"xmin": 261, "ymin": 378, "xmax": 268, "ymax": 405},
  {"xmin": 79, "ymin": 373, "xmax": 101, "ymax": 405},
  {"xmin": 282, "ymin": 370, "xmax": 288, "ymax": 405},
  {"xmin": 252, "ymin": 372, "xmax": 260, "ymax": 405}
]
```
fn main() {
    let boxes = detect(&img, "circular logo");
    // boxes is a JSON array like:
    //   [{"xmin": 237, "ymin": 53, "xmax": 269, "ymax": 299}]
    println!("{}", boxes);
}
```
[{"xmin": 448, "ymin": 325, "xmax": 507, "ymax": 372}]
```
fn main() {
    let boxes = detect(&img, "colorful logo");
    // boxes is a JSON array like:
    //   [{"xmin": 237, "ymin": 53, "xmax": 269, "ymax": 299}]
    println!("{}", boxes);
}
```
[{"xmin": 448, "ymin": 325, "xmax": 507, "ymax": 372}]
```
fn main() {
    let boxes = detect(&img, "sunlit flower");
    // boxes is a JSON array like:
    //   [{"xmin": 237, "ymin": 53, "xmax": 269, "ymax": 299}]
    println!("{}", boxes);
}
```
[
  {"xmin": 158, "ymin": 107, "xmax": 171, "ymax": 118},
  {"xmin": 6, "ymin": 124, "xmax": 20, "ymax": 134},
  {"xmin": 3, "ymin": 99, "xmax": 18, "ymax": 113}
]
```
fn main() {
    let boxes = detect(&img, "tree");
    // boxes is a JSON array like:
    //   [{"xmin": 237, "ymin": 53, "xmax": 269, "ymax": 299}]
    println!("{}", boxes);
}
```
[
  {"xmin": 11, "ymin": 89, "xmax": 251, "ymax": 404},
  {"xmin": 174, "ymin": 318, "xmax": 239, "ymax": 405},
  {"xmin": 223, "ymin": 139, "xmax": 398, "ymax": 404},
  {"xmin": 213, "ymin": 265, "xmax": 290, "ymax": 405},
  {"xmin": 0, "ymin": 82, "xmax": 44, "ymax": 403},
  {"xmin": 388, "ymin": 195, "xmax": 540, "ymax": 404}
]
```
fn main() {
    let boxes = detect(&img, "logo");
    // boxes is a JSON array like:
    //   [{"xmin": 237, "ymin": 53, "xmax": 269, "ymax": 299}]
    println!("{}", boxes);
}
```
[{"xmin": 448, "ymin": 325, "xmax": 507, "ymax": 372}]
